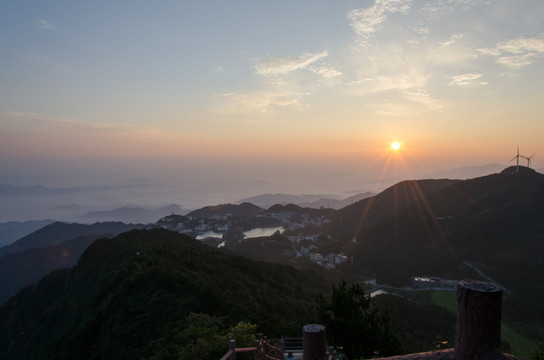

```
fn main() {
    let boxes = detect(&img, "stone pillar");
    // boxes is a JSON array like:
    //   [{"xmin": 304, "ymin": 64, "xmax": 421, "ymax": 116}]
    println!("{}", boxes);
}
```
[
  {"xmin": 455, "ymin": 280, "xmax": 503, "ymax": 360},
  {"xmin": 302, "ymin": 324, "xmax": 328, "ymax": 360}
]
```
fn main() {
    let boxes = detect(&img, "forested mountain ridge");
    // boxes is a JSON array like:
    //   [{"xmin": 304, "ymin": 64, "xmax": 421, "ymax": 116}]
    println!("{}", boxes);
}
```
[
  {"xmin": 0, "ymin": 228, "xmax": 464, "ymax": 359},
  {"xmin": 0, "ymin": 229, "xmax": 326, "ymax": 360}
]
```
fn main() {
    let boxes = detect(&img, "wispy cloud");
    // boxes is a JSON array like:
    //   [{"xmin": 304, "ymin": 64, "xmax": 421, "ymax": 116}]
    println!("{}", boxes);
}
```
[
  {"xmin": 456, "ymin": 0, "xmax": 489, "ymax": 10},
  {"xmin": 3, "ymin": 111, "xmax": 44, "ymax": 120},
  {"xmin": 348, "ymin": 0, "xmax": 411, "ymax": 45},
  {"xmin": 440, "ymin": 34, "xmax": 463, "ymax": 48},
  {"xmin": 449, "ymin": 73, "xmax": 485, "ymax": 86},
  {"xmin": 402, "ymin": 89, "xmax": 442, "ymax": 111},
  {"xmin": 374, "ymin": 89, "xmax": 442, "ymax": 116},
  {"xmin": 223, "ymin": 0, "xmax": 537, "ymax": 118},
  {"xmin": 3, "ymin": 111, "xmax": 165, "ymax": 138},
  {"xmin": 239, "ymin": 51, "xmax": 340, "ymax": 113},
  {"xmin": 350, "ymin": 71, "xmax": 429, "ymax": 95},
  {"xmin": 36, "ymin": 19, "xmax": 57, "ymax": 30},
  {"xmin": 215, "ymin": 91, "xmax": 305, "ymax": 114},
  {"xmin": 253, "ymin": 51, "xmax": 334, "ymax": 77},
  {"xmin": 313, "ymin": 66, "xmax": 342, "ymax": 79},
  {"xmin": 478, "ymin": 36, "xmax": 544, "ymax": 69}
]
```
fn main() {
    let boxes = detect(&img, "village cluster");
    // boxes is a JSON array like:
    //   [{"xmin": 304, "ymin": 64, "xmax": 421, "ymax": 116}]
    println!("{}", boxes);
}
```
[{"xmin": 154, "ymin": 207, "xmax": 349, "ymax": 269}]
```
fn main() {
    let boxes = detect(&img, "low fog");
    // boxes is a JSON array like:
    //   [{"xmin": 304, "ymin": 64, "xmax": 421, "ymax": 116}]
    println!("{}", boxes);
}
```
[{"xmin": 0, "ymin": 156, "xmax": 508, "ymax": 223}]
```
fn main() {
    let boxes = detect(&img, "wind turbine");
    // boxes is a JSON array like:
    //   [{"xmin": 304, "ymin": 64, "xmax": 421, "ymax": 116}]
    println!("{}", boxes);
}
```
[
  {"xmin": 511, "ymin": 145, "xmax": 521, "ymax": 173},
  {"xmin": 521, "ymin": 154, "xmax": 535, "ymax": 168}
]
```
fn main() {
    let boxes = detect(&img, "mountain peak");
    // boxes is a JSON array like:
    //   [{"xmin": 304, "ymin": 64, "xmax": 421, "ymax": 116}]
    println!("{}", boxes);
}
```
[{"xmin": 500, "ymin": 165, "xmax": 537, "ymax": 175}]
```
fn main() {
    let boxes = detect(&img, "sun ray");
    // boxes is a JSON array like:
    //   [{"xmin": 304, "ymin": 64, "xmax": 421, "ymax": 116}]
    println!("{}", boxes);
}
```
[{"xmin": 351, "ymin": 141, "xmax": 463, "ymax": 270}]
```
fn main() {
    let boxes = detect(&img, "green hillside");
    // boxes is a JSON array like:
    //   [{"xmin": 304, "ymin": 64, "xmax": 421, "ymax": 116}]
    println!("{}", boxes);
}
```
[{"xmin": 0, "ymin": 229, "xmax": 326, "ymax": 360}]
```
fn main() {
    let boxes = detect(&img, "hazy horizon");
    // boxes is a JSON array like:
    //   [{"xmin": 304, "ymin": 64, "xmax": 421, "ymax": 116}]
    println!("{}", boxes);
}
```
[
  {"xmin": 2, "ymin": 1, "xmax": 543, "ymax": 221},
  {"xmin": 0, "ymin": 162, "xmax": 524, "ymax": 223}
]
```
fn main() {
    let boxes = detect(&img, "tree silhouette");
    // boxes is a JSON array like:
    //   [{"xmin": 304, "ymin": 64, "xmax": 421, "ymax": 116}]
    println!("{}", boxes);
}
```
[{"xmin": 318, "ymin": 281, "xmax": 401, "ymax": 359}]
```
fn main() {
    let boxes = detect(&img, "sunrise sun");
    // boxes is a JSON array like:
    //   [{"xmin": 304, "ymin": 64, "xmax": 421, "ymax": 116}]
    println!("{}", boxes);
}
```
[{"xmin": 391, "ymin": 141, "xmax": 401, "ymax": 150}]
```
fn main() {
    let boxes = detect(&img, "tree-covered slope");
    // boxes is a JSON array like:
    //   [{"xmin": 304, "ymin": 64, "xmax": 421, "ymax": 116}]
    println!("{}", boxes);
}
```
[
  {"xmin": 372, "ymin": 294, "xmax": 456, "ymax": 354},
  {"xmin": 0, "ymin": 229, "xmax": 326, "ymax": 360}
]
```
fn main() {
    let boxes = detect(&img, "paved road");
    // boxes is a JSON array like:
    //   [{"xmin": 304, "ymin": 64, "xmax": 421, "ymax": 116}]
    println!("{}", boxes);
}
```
[{"xmin": 462, "ymin": 261, "xmax": 509, "ymax": 293}]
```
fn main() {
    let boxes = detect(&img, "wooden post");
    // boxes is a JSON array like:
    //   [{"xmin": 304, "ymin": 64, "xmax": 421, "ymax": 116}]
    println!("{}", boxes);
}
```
[
  {"xmin": 254, "ymin": 338, "xmax": 260, "ymax": 360},
  {"xmin": 302, "ymin": 324, "xmax": 327, "ymax": 360},
  {"xmin": 229, "ymin": 339, "xmax": 236, "ymax": 360},
  {"xmin": 455, "ymin": 280, "xmax": 503, "ymax": 360}
]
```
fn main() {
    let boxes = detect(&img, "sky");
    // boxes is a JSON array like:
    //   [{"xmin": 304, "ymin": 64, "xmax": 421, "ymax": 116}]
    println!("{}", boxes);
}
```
[{"xmin": 1, "ymin": 0, "xmax": 544, "ymax": 216}]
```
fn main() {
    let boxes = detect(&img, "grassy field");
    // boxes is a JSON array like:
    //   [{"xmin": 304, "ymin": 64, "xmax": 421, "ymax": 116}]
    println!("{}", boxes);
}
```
[
  {"xmin": 429, "ymin": 290, "xmax": 537, "ymax": 358},
  {"xmin": 501, "ymin": 322, "xmax": 538, "ymax": 358},
  {"xmin": 431, "ymin": 290, "xmax": 456, "ymax": 313}
]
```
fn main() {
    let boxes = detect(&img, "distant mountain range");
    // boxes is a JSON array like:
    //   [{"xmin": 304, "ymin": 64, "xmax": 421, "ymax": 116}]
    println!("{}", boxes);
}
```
[
  {"xmin": 2, "ymin": 163, "xmax": 528, "ymax": 223},
  {"xmin": 187, "ymin": 202, "xmax": 263, "ymax": 218},
  {"xmin": 238, "ymin": 192, "xmax": 374, "ymax": 209},
  {"xmin": 0, "ymin": 182, "xmax": 184, "ymax": 223},
  {"xmin": 0, "ymin": 220, "xmax": 55, "ymax": 247},
  {"xmin": 77, "ymin": 204, "xmax": 183, "ymax": 224}
]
